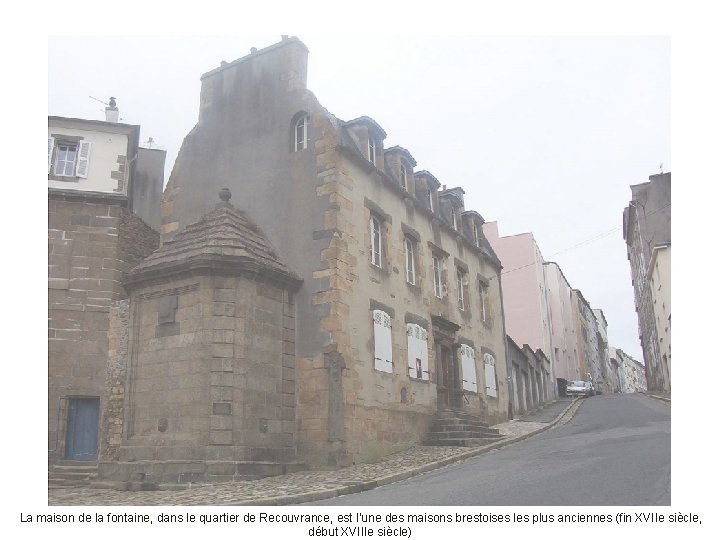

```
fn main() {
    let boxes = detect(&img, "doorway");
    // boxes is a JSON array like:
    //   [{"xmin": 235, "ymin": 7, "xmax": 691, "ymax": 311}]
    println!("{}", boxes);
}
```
[
  {"xmin": 436, "ymin": 345, "xmax": 461, "ymax": 409},
  {"xmin": 65, "ymin": 398, "xmax": 100, "ymax": 461}
]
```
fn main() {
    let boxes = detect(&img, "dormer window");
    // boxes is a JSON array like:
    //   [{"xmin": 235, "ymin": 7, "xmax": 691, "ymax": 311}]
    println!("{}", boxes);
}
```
[
  {"xmin": 473, "ymin": 222, "xmax": 480, "ymax": 247},
  {"xmin": 368, "ymin": 137, "xmax": 377, "ymax": 165},
  {"xmin": 48, "ymin": 137, "xmax": 91, "ymax": 178},
  {"xmin": 294, "ymin": 115, "xmax": 308, "ymax": 152},
  {"xmin": 451, "ymin": 208, "xmax": 458, "ymax": 230},
  {"xmin": 427, "ymin": 191, "xmax": 434, "ymax": 212},
  {"xmin": 399, "ymin": 163, "xmax": 407, "ymax": 190}
]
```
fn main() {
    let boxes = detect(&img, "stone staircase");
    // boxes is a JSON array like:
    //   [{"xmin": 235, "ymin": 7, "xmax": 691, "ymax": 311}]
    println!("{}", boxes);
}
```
[
  {"xmin": 48, "ymin": 461, "xmax": 98, "ymax": 488},
  {"xmin": 424, "ymin": 410, "xmax": 505, "ymax": 447}
]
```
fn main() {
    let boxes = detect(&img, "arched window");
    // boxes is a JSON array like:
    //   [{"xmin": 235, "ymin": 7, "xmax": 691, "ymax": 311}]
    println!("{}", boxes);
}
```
[{"xmin": 293, "ymin": 114, "xmax": 308, "ymax": 152}]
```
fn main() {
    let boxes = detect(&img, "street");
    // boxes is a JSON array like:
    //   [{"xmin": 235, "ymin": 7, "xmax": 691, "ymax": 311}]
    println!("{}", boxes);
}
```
[{"xmin": 311, "ymin": 393, "xmax": 670, "ymax": 505}]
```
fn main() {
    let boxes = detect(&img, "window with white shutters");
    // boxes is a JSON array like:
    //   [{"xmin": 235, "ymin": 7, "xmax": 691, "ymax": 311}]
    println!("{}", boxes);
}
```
[
  {"xmin": 406, "ymin": 323, "xmax": 429, "ymax": 380},
  {"xmin": 373, "ymin": 310, "xmax": 393, "ymax": 373},
  {"xmin": 460, "ymin": 344, "xmax": 477, "ymax": 392},
  {"xmin": 48, "ymin": 138, "xmax": 91, "ymax": 178},
  {"xmin": 484, "ymin": 352, "xmax": 498, "ymax": 397}
]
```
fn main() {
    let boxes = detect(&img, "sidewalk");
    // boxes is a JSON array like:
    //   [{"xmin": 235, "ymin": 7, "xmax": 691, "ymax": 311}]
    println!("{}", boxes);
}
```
[{"xmin": 48, "ymin": 399, "xmax": 581, "ymax": 506}]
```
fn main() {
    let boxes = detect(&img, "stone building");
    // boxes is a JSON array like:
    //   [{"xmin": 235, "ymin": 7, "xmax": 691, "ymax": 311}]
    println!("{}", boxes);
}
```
[
  {"xmin": 623, "ymin": 172, "xmax": 671, "ymax": 392},
  {"xmin": 571, "ymin": 289, "xmax": 603, "ymax": 392},
  {"xmin": 134, "ymin": 36, "xmax": 511, "ymax": 474},
  {"xmin": 507, "ymin": 337, "xmax": 552, "ymax": 416},
  {"xmin": 610, "ymin": 348, "xmax": 647, "ymax": 393},
  {"xmin": 48, "ymin": 101, "xmax": 164, "ymax": 464}
]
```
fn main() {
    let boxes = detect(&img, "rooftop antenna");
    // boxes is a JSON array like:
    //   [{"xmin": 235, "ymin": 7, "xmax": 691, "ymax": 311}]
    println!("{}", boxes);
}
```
[
  {"xmin": 659, "ymin": 162, "xmax": 663, "ymax": 174},
  {"xmin": 89, "ymin": 95, "xmax": 124, "ymax": 121}
]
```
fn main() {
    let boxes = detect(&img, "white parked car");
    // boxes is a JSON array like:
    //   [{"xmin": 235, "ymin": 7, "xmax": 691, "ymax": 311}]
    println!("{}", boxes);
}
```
[{"xmin": 566, "ymin": 380, "xmax": 595, "ymax": 397}]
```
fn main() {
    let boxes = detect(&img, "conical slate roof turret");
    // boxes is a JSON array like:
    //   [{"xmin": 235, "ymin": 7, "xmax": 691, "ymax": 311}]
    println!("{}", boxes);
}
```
[{"xmin": 125, "ymin": 188, "xmax": 301, "ymax": 290}]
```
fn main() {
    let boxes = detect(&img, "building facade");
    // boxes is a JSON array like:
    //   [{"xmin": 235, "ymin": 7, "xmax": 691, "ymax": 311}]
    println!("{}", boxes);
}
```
[
  {"xmin": 48, "ymin": 103, "xmax": 164, "ymax": 463},
  {"xmin": 115, "ymin": 36, "xmax": 512, "ymax": 474},
  {"xmin": 623, "ymin": 172, "xmax": 671, "ymax": 392},
  {"xmin": 610, "ymin": 347, "xmax": 647, "ymax": 393}
]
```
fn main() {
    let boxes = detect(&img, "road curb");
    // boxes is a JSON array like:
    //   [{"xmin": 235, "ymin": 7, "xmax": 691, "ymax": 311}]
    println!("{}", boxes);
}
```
[
  {"xmin": 645, "ymin": 394, "xmax": 671, "ymax": 403},
  {"xmin": 229, "ymin": 399, "xmax": 581, "ymax": 506}
]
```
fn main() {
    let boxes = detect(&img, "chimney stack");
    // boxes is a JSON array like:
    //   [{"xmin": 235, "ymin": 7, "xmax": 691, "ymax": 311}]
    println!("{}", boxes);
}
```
[{"xmin": 105, "ymin": 96, "xmax": 119, "ymax": 123}]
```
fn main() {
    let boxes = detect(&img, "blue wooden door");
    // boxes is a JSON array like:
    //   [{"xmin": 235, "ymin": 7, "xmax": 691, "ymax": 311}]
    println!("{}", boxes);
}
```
[{"xmin": 65, "ymin": 398, "xmax": 99, "ymax": 461}]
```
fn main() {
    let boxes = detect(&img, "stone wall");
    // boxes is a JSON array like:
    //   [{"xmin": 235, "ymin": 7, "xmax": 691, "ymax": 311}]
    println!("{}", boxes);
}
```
[{"xmin": 48, "ymin": 189, "xmax": 159, "ymax": 461}]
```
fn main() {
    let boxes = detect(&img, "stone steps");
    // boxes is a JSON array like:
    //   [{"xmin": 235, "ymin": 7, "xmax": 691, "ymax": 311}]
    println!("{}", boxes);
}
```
[
  {"xmin": 48, "ymin": 461, "xmax": 98, "ymax": 488},
  {"xmin": 424, "ymin": 410, "xmax": 505, "ymax": 447}
]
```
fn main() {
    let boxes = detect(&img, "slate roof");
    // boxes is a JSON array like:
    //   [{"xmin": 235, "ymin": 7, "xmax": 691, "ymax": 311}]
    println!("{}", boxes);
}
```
[{"xmin": 125, "ymin": 196, "xmax": 301, "ymax": 289}]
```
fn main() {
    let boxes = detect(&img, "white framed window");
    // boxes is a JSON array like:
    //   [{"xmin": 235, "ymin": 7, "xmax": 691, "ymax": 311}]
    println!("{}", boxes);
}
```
[
  {"xmin": 473, "ymin": 222, "xmax": 480, "ymax": 247},
  {"xmin": 457, "ymin": 268, "xmax": 466, "ymax": 311},
  {"xmin": 460, "ymin": 344, "xmax": 477, "ymax": 392},
  {"xmin": 368, "ymin": 137, "xmax": 377, "ymax": 165},
  {"xmin": 48, "ymin": 137, "xmax": 91, "ymax": 178},
  {"xmin": 399, "ymin": 163, "xmax": 407, "ymax": 190},
  {"xmin": 370, "ymin": 215, "xmax": 382, "ymax": 268},
  {"xmin": 479, "ymin": 282, "xmax": 488, "ymax": 322},
  {"xmin": 484, "ymin": 352, "xmax": 497, "ymax": 397},
  {"xmin": 432, "ymin": 255, "xmax": 443, "ymax": 298},
  {"xmin": 405, "ymin": 236, "xmax": 416, "ymax": 285},
  {"xmin": 373, "ymin": 310, "xmax": 393, "ymax": 373},
  {"xmin": 427, "ymin": 190, "xmax": 434, "ymax": 212},
  {"xmin": 294, "ymin": 115, "xmax": 308, "ymax": 151},
  {"xmin": 406, "ymin": 323, "xmax": 429, "ymax": 380},
  {"xmin": 451, "ymin": 208, "xmax": 457, "ymax": 230}
]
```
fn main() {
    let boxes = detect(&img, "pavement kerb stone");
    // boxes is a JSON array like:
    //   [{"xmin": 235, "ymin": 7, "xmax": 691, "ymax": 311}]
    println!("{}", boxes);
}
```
[
  {"xmin": 232, "ymin": 398, "xmax": 582, "ymax": 506},
  {"xmin": 645, "ymin": 394, "xmax": 671, "ymax": 403}
]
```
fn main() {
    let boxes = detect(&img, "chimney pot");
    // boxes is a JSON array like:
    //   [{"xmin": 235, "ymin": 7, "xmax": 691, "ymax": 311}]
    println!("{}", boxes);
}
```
[{"xmin": 250, "ymin": 47, "xmax": 258, "ymax": 53}]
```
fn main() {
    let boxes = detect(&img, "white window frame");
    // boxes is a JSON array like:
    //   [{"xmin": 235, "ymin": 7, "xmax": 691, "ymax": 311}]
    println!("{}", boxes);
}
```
[
  {"xmin": 368, "ymin": 137, "xmax": 377, "ymax": 165},
  {"xmin": 460, "ymin": 344, "xmax": 478, "ymax": 392},
  {"xmin": 427, "ymin": 190, "xmax": 434, "ymax": 212},
  {"xmin": 399, "ymin": 163, "xmax": 407, "ymax": 190},
  {"xmin": 432, "ymin": 255, "xmax": 443, "ymax": 298},
  {"xmin": 405, "ymin": 236, "xmax": 416, "ymax": 285},
  {"xmin": 294, "ymin": 115, "xmax": 308, "ymax": 152},
  {"xmin": 370, "ymin": 215, "xmax": 382, "ymax": 268},
  {"xmin": 406, "ymin": 323, "xmax": 429, "ymax": 380},
  {"xmin": 373, "ymin": 310, "xmax": 393, "ymax": 373},
  {"xmin": 484, "ymin": 352, "xmax": 497, "ymax": 397},
  {"xmin": 473, "ymin": 222, "xmax": 480, "ymax": 247},
  {"xmin": 451, "ymin": 208, "xmax": 457, "ymax": 230}
]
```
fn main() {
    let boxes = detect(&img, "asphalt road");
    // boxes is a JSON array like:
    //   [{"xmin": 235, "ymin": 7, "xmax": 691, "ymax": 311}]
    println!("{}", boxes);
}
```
[{"xmin": 311, "ymin": 393, "xmax": 670, "ymax": 506}]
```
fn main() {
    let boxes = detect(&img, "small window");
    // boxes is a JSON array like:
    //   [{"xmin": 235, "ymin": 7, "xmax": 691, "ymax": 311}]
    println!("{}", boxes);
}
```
[
  {"xmin": 294, "ymin": 115, "xmax": 308, "ymax": 151},
  {"xmin": 427, "ymin": 190, "xmax": 434, "ymax": 212},
  {"xmin": 473, "ymin": 222, "xmax": 480, "ymax": 247},
  {"xmin": 479, "ymin": 282, "xmax": 488, "ymax": 322},
  {"xmin": 370, "ymin": 216, "xmax": 382, "ymax": 268},
  {"xmin": 373, "ymin": 310, "xmax": 393, "ymax": 373},
  {"xmin": 451, "ymin": 208, "xmax": 457, "ymax": 230},
  {"xmin": 406, "ymin": 323, "xmax": 429, "ymax": 380},
  {"xmin": 368, "ymin": 137, "xmax": 377, "ymax": 165},
  {"xmin": 457, "ymin": 268, "xmax": 466, "ymax": 311},
  {"xmin": 399, "ymin": 163, "xmax": 407, "ymax": 190},
  {"xmin": 405, "ymin": 237, "xmax": 416, "ymax": 285},
  {"xmin": 432, "ymin": 255, "xmax": 443, "ymax": 298}
]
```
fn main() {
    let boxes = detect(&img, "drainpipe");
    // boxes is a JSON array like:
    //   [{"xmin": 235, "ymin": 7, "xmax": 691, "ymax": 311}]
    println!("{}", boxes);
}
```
[{"xmin": 497, "ymin": 271, "xmax": 513, "ymax": 420}]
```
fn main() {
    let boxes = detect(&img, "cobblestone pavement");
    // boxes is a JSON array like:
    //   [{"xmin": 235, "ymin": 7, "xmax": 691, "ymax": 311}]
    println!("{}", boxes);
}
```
[{"xmin": 48, "ymin": 400, "xmax": 581, "ymax": 506}]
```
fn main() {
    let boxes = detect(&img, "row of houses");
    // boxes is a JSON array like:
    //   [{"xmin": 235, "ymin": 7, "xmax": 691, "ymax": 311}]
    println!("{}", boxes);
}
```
[{"xmin": 48, "ymin": 36, "xmax": 649, "ymax": 485}]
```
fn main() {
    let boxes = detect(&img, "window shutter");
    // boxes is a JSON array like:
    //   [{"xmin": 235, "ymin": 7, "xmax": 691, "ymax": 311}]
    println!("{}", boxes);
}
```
[
  {"xmin": 48, "ymin": 137, "xmax": 55, "ymax": 172},
  {"xmin": 373, "ymin": 310, "xmax": 392, "ymax": 373},
  {"xmin": 76, "ymin": 140, "xmax": 92, "ymax": 178},
  {"xmin": 484, "ymin": 353, "xmax": 497, "ymax": 397},
  {"xmin": 460, "ymin": 345, "xmax": 477, "ymax": 392}
]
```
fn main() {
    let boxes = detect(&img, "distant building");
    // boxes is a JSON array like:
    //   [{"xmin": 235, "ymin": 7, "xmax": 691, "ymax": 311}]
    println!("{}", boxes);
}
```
[
  {"xmin": 48, "ymin": 100, "xmax": 164, "ymax": 463},
  {"xmin": 572, "ymin": 290, "xmax": 604, "ymax": 392},
  {"xmin": 507, "ymin": 337, "xmax": 552, "ymax": 416},
  {"xmin": 610, "ymin": 347, "xmax": 647, "ymax": 393},
  {"xmin": 623, "ymin": 172, "xmax": 671, "ymax": 392}
]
